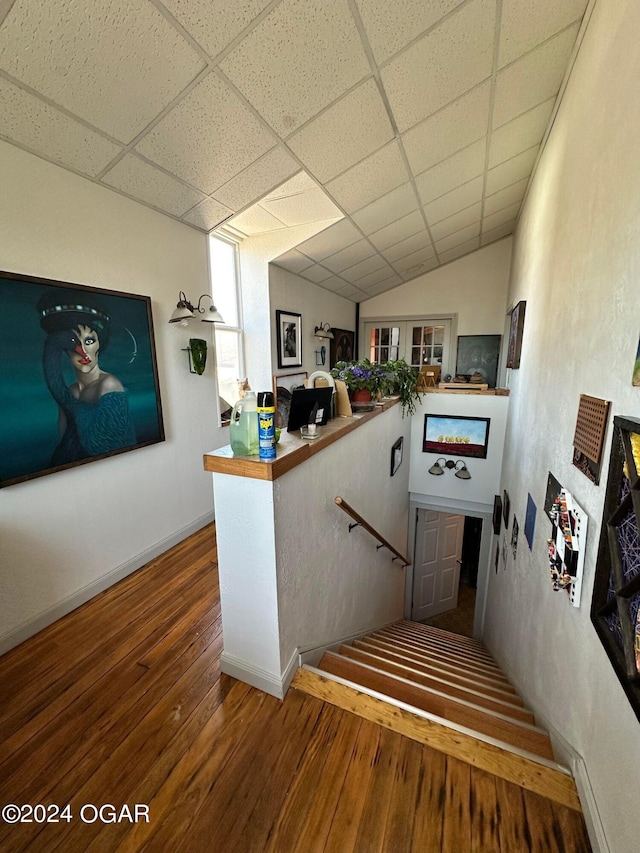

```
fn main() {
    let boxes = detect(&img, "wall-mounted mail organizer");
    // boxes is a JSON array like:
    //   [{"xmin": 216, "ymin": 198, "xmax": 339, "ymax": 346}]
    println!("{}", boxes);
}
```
[{"xmin": 545, "ymin": 474, "xmax": 588, "ymax": 607}]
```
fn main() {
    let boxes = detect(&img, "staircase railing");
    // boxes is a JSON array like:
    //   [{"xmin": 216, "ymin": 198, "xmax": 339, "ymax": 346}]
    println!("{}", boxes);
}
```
[{"xmin": 334, "ymin": 496, "xmax": 410, "ymax": 566}]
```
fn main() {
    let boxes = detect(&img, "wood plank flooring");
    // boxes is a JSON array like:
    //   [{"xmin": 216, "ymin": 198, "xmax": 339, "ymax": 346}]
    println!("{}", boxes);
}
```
[{"xmin": 0, "ymin": 524, "xmax": 592, "ymax": 852}]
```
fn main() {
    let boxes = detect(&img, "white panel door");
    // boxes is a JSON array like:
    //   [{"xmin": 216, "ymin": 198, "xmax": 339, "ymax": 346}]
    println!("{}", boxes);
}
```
[{"xmin": 411, "ymin": 510, "xmax": 464, "ymax": 621}]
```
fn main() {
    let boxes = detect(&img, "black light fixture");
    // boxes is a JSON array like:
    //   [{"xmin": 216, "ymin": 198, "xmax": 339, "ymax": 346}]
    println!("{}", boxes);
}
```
[
  {"xmin": 428, "ymin": 458, "xmax": 471, "ymax": 479},
  {"xmin": 169, "ymin": 291, "xmax": 224, "ymax": 326},
  {"xmin": 314, "ymin": 322, "xmax": 334, "ymax": 339}
]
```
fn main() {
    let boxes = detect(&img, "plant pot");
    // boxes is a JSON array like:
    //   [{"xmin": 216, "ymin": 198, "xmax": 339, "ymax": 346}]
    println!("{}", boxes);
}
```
[{"xmin": 351, "ymin": 388, "xmax": 372, "ymax": 403}]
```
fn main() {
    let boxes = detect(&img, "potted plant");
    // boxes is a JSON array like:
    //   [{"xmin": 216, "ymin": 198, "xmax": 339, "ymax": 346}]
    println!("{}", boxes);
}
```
[
  {"xmin": 330, "ymin": 359, "xmax": 385, "ymax": 402},
  {"xmin": 380, "ymin": 358, "xmax": 421, "ymax": 417}
]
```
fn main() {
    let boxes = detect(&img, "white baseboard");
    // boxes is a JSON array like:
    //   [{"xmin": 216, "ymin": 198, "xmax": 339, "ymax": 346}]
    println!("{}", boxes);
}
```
[
  {"xmin": 221, "ymin": 652, "xmax": 286, "ymax": 699},
  {"xmin": 539, "ymin": 716, "xmax": 609, "ymax": 853},
  {"xmin": 0, "ymin": 511, "xmax": 215, "ymax": 657}
]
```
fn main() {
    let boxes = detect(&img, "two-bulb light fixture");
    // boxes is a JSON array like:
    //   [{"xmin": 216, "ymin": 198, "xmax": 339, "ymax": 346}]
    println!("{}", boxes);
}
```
[
  {"xmin": 313, "ymin": 322, "xmax": 334, "ymax": 340},
  {"xmin": 168, "ymin": 291, "xmax": 224, "ymax": 326},
  {"xmin": 428, "ymin": 458, "xmax": 472, "ymax": 480}
]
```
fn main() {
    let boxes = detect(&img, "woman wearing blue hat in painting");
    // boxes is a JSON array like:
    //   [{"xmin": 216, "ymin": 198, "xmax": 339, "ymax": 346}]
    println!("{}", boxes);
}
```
[{"xmin": 36, "ymin": 289, "xmax": 136, "ymax": 465}]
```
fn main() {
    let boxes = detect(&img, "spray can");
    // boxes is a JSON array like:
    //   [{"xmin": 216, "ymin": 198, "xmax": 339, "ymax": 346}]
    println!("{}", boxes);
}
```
[{"xmin": 257, "ymin": 391, "xmax": 276, "ymax": 460}]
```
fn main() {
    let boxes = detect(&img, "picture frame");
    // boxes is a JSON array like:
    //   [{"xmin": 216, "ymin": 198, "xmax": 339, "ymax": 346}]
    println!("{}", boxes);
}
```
[
  {"xmin": 492, "ymin": 495, "xmax": 502, "ymax": 534},
  {"xmin": 0, "ymin": 269, "xmax": 164, "ymax": 488},
  {"xmin": 503, "ymin": 489, "xmax": 510, "ymax": 527},
  {"xmin": 455, "ymin": 334, "xmax": 501, "ymax": 388},
  {"xmin": 525, "ymin": 493, "xmax": 537, "ymax": 550},
  {"xmin": 422, "ymin": 414, "xmax": 491, "ymax": 459},
  {"xmin": 390, "ymin": 437, "xmax": 404, "ymax": 476},
  {"xmin": 272, "ymin": 371, "xmax": 308, "ymax": 428},
  {"xmin": 329, "ymin": 328, "xmax": 355, "ymax": 368},
  {"xmin": 276, "ymin": 309, "xmax": 302, "ymax": 369},
  {"xmin": 506, "ymin": 300, "xmax": 526, "ymax": 369}
]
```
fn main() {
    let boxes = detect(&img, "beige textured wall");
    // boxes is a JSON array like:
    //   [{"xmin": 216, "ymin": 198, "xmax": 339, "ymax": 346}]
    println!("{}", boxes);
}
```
[{"xmin": 483, "ymin": 2, "xmax": 640, "ymax": 849}]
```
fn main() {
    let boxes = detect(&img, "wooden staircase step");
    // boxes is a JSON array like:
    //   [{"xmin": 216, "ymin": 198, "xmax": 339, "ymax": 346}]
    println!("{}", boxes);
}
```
[
  {"xmin": 398, "ymin": 619, "xmax": 489, "ymax": 651},
  {"xmin": 337, "ymin": 645, "xmax": 534, "ymax": 723},
  {"xmin": 367, "ymin": 632, "xmax": 512, "ymax": 685},
  {"xmin": 291, "ymin": 667, "xmax": 581, "ymax": 812},
  {"xmin": 380, "ymin": 624, "xmax": 498, "ymax": 666},
  {"xmin": 318, "ymin": 652, "xmax": 554, "ymax": 760},
  {"xmin": 353, "ymin": 639, "xmax": 524, "ymax": 704}
]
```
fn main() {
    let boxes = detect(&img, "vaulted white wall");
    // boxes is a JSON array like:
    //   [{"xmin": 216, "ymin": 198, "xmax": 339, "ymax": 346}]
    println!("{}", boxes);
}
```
[
  {"xmin": 0, "ymin": 142, "xmax": 226, "ymax": 651},
  {"xmin": 483, "ymin": 2, "xmax": 640, "ymax": 849}
]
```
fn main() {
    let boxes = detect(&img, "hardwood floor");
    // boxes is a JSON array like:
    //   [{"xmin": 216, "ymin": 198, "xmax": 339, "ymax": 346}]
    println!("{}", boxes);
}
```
[{"xmin": 0, "ymin": 525, "xmax": 591, "ymax": 852}]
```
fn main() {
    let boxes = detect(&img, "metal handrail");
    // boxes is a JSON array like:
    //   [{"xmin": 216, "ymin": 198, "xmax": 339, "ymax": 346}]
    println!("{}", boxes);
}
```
[{"xmin": 334, "ymin": 496, "xmax": 410, "ymax": 566}]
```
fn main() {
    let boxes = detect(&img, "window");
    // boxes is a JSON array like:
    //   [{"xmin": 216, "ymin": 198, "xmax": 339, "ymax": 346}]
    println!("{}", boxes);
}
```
[
  {"xmin": 209, "ymin": 235, "xmax": 244, "ymax": 423},
  {"xmin": 364, "ymin": 319, "xmax": 453, "ymax": 374}
]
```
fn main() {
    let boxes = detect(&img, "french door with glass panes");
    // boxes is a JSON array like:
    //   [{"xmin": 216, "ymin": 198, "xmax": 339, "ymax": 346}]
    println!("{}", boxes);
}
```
[{"xmin": 365, "ymin": 320, "xmax": 452, "ymax": 374}]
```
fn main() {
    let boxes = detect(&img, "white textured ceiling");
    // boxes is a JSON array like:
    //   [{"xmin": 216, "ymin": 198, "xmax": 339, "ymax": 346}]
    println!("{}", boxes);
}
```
[{"xmin": 0, "ymin": 0, "xmax": 591, "ymax": 302}]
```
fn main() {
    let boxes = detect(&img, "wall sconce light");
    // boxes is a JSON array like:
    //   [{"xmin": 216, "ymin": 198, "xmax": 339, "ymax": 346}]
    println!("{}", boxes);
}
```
[
  {"xmin": 169, "ymin": 291, "xmax": 224, "ymax": 326},
  {"xmin": 314, "ymin": 322, "xmax": 334, "ymax": 339},
  {"xmin": 428, "ymin": 458, "xmax": 472, "ymax": 480}
]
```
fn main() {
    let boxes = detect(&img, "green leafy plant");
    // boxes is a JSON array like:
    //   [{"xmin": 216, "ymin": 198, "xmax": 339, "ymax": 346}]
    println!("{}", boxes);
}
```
[{"xmin": 380, "ymin": 358, "xmax": 421, "ymax": 417}]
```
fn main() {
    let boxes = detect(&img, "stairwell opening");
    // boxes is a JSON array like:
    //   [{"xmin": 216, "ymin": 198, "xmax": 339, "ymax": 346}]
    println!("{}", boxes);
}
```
[{"xmin": 406, "ymin": 500, "xmax": 494, "ymax": 640}]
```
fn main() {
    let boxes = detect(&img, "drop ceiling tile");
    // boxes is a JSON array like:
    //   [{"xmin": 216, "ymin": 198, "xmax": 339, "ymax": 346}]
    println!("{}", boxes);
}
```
[
  {"xmin": 382, "ymin": 230, "xmax": 432, "ymax": 263},
  {"xmin": 381, "ymin": 0, "xmax": 495, "ymax": 132},
  {"xmin": 101, "ymin": 154, "xmax": 207, "ymax": 216},
  {"xmin": 415, "ymin": 139, "xmax": 486, "ymax": 204},
  {"xmin": 493, "ymin": 24, "xmax": 579, "ymax": 127},
  {"xmin": 401, "ymin": 258, "xmax": 439, "ymax": 279},
  {"xmin": 326, "ymin": 141, "xmax": 409, "ymax": 212},
  {"xmin": 220, "ymin": 0, "xmax": 370, "ymax": 136},
  {"xmin": 260, "ymin": 187, "xmax": 342, "ymax": 226},
  {"xmin": 355, "ymin": 0, "xmax": 466, "ymax": 64},
  {"xmin": 300, "ymin": 264, "xmax": 333, "ymax": 283},
  {"xmin": 228, "ymin": 205, "xmax": 285, "ymax": 235},
  {"xmin": 263, "ymin": 172, "xmax": 318, "ymax": 200},
  {"xmin": 212, "ymin": 147, "xmax": 300, "ymax": 211},
  {"xmin": 438, "ymin": 236, "xmax": 480, "ymax": 264},
  {"xmin": 136, "ymin": 72, "xmax": 275, "ymax": 193},
  {"xmin": 181, "ymin": 197, "xmax": 234, "ymax": 231},
  {"xmin": 323, "ymin": 240, "xmax": 376, "ymax": 274},
  {"xmin": 287, "ymin": 79, "xmax": 394, "ymax": 183},
  {"xmin": 352, "ymin": 183, "xmax": 419, "ymax": 235},
  {"xmin": 319, "ymin": 276, "xmax": 350, "ymax": 292},
  {"xmin": 0, "ymin": 0, "xmax": 205, "ymax": 142},
  {"xmin": 482, "ymin": 202, "xmax": 521, "ymax": 232},
  {"xmin": 336, "ymin": 283, "xmax": 361, "ymax": 299},
  {"xmin": 340, "ymin": 253, "xmax": 388, "ymax": 283},
  {"xmin": 424, "ymin": 176, "xmax": 483, "ymax": 224},
  {"xmin": 485, "ymin": 145, "xmax": 538, "ymax": 195},
  {"xmin": 294, "ymin": 219, "xmax": 360, "ymax": 261},
  {"xmin": 0, "ymin": 77, "xmax": 122, "ymax": 177},
  {"xmin": 368, "ymin": 210, "xmax": 425, "ymax": 252},
  {"xmin": 481, "ymin": 220, "xmax": 517, "ymax": 244},
  {"xmin": 362, "ymin": 274, "xmax": 403, "ymax": 294},
  {"xmin": 160, "ymin": 0, "xmax": 273, "ymax": 60},
  {"xmin": 401, "ymin": 81, "xmax": 491, "ymax": 175},
  {"xmin": 434, "ymin": 221, "xmax": 481, "ymax": 254},
  {"xmin": 273, "ymin": 250, "xmax": 315, "ymax": 274},
  {"xmin": 484, "ymin": 178, "xmax": 528, "ymax": 216},
  {"xmin": 499, "ymin": 0, "xmax": 588, "ymax": 68},
  {"xmin": 391, "ymin": 244, "xmax": 437, "ymax": 275},
  {"xmin": 489, "ymin": 98, "xmax": 554, "ymax": 166},
  {"xmin": 356, "ymin": 266, "xmax": 400, "ymax": 289},
  {"xmin": 430, "ymin": 203, "xmax": 482, "ymax": 241}
]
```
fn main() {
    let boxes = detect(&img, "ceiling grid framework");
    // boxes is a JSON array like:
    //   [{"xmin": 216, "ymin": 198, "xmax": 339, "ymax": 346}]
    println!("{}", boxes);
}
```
[{"xmin": 0, "ymin": 0, "xmax": 592, "ymax": 302}]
